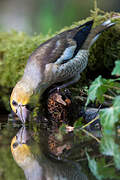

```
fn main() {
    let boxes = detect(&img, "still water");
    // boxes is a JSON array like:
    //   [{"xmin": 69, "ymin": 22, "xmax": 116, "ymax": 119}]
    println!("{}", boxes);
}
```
[{"xmin": 0, "ymin": 114, "xmax": 99, "ymax": 180}]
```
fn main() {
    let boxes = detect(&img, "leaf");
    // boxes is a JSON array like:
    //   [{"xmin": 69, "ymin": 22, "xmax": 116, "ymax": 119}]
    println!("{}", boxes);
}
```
[
  {"xmin": 113, "ymin": 143, "xmax": 120, "ymax": 170},
  {"xmin": 113, "ymin": 95, "xmax": 120, "ymax": 109},
  {"xmin": 74, "ymin": 119, "xmax": 83, "ymax": 129},
  {"xmin": 100, "ymin": 96, "xmax": 120, "ymax": 129},
  {"xmin": 73, "ymin": 118, "xmax": 83, "ymax": 135},
  {"xmin": 86, "ymin": 76, "xmax": 109, "ymax": 105},
  {"xmin": 86, "ymin": 153, "xmax": 104, "ymax": 180},
  {"xmin": 100, "ymin": 134, "xmax": 116, "ymax": 156},
  {"xmin": 100, "ymin": 133, "xmax": 120, "ymax": 170},
  {"xmin": 100, "ymin": 107, "xmax": 117, "ymax": 130},
  {"xmin": 87, "ymin": 153, "xmax": 120, "ymax": 179},
  {"xmin": 112, "ymin": 60, "xmax": 120, "ymax": 76},
  {"xmin": 86, "ymin": 73, "xmax": 120, "ymax": 106},
  {"xmin": 100, "ymin": 96, "xmax": 120, "ymax": 169}
]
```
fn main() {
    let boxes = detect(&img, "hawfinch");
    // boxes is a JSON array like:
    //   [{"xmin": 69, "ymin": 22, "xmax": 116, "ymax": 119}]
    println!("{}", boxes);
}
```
[{"xmin": 10, "ymin": 19, "xmax": 115, "ymax": 123}]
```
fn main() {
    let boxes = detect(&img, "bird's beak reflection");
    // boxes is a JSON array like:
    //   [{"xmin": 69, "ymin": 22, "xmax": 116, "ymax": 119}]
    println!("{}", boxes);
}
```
[
  {"xmin": 16, "ymin": 105, "xmax": 29, "ymax": 123},
  {"xmin": 16, "ymin": 127, "xmax": 30, "ymax": 143}
]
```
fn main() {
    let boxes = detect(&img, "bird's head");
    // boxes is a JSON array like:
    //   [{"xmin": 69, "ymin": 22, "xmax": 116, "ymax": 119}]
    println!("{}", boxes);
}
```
[
  {"xmin": 11, "ymin": 127, "xmax": 32, "ymax": 168},
  {"xmin": 10, "ymin": 81, "xmax": 33, "ymax": 123}
]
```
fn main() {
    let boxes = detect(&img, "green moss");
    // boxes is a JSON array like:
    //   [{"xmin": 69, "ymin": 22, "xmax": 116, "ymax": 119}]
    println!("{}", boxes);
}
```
[
  {"xmin": 0, "ymin": 11, "xmax": 120, "ymax": 110},
  {"xmin": 0, "ymin": 31, "xmax": 51, "ymax": 110}
]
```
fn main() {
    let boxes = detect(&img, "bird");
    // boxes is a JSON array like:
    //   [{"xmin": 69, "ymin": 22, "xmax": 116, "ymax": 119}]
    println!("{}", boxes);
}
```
[
  {"xmin": 10, "ymin": 19, "xmax": 115, "ymax": 123},
  {"xmin": 11, "ymin": 127, "xmax": 88, "ymax": 180}
]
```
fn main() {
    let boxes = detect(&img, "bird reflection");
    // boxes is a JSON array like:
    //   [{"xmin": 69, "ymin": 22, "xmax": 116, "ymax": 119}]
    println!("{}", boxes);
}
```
[{"xmin": 11, "ymin": 126, "xmax": 88, "ymax": 180}]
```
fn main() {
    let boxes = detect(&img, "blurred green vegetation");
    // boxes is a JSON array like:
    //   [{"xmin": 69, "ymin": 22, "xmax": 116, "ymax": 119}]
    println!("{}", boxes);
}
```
[
  {"xmin": 0, "ymin": 0, "xmax": 120, "ymax": 35},
  {"xmin": 33, "ymin": 0, "xmax": 93, "ymax": 34}
]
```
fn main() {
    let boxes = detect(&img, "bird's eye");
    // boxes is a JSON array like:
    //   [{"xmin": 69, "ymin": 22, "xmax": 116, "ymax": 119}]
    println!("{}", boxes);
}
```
[
  {"xmin": 13, "ymin": 142, "xmax": 18, "ymax": 149},
  {"xmin": 12, "ymin": 100, "xmax": 18, "ymax": 106}
]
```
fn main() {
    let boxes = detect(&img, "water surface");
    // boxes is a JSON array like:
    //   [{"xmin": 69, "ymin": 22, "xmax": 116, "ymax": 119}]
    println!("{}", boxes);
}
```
[{"xmin": 0, "ymin": 114, "xmax": 99, "ymax": 180}]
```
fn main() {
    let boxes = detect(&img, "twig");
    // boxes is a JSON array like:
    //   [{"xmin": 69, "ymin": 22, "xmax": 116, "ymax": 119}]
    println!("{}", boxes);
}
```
[
  {"xmin": 108, "ymin": 88, "xmax": 117, "ymax": 97},
  {"xmin": 66, "ymin": 115, "xmax": 100, "ymax": 132},
  {"xmin": 74, "ymin": 96, "xmax": 87, "ymax": 101},
  {"xmin": 81, "ymin": 129, "xmax": 101, "ymax": 143},
  {"xmin": 76, "ymin": 154, "xmax": 102, "ymax": 162},
  {"xmin": 102, "ymin": 100, "xmax": 112, "ymax": 107},
  {"xmin": 111, "ymin": 86, "xmax": 120, "ymax": 91},
  {"xmin": 103, "ymin": 162, "xmax": 114, "ymax": 168},
  {"xmin": 81, "ymin": 116, "xmax": 99, "ymax": 129},
  {"xmin": 103, "ymin": 94, "xmax": 114, "ymax": 100},
  {"xmin": 104, "ymin": 85, "xmax": 120, "ymax": 91},
  {"xmin": 94, "ymin": 0, "xmax": 97, "ymax": 12}
]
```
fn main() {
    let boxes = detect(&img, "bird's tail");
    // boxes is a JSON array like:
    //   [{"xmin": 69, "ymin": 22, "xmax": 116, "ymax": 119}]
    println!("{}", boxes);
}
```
[{"xmin": 82, "ymin": 19, "xmax": 115, "ymax": 49}]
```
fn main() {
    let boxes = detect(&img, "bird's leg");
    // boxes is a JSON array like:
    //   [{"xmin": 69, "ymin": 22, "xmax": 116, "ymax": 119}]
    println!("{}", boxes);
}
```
[
  {"xmin": 49, "ymin": 73, "xmax": 80, "ymax": 94},
  {"xmin": 58, "ymin": 74, "xmax": 81, "ymax": 89}
]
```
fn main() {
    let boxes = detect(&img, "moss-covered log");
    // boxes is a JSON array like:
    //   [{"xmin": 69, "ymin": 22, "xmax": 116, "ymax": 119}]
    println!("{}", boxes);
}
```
[{"xmin": 0, "ymin": 11, "xmax": 120, "ymax": 111}]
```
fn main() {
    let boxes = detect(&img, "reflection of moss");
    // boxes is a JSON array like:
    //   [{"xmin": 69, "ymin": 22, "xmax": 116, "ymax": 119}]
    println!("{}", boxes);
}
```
[
  {"xmin": 0, "ymin": 127, "xmax": 25, "ymax": 180},
  {"xmin": 0, "ymin": 146, "xmax": 25, "ymax": 180},
  {"xmin": 0, "ymin": 11, "xmax": 120, "ymax": 110}
]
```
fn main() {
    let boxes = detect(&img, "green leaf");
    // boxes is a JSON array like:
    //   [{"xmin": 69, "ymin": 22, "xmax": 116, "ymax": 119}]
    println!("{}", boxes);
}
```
[
  {"xmin": 100, "ymin": 133, "xmax": 120, "ymax": 170},
  {"xmin": 100, "ymin": 96, "xmax": 120, "ymax": 169},
  {"xmin": 87, "ymin": 153, "xmax": 104, "ymax": 180},
  {"xmin": 86, "ymin": 73, "xmax": 120, "ymax": 106},
  {"xmin": 113, "ymin": 143, "xmax": 120, "ymax": 170},
  {"xmin": 74, "ymin": 119, "xmax": 83, "ymax": 129},
  {"xmin": 86, "ymin": 76, "xmax": 109, "ymax": 105},
  {"xmin": 100, "ymin": 134, "xmax": 116, "ymax": 156},
  {"xmin": 87, "ymin": 153, "xmax": 120, "ymax": 179},
  {"xmin": 100, "ymin": 107, "xmax": 118, "ymax": 130},
  {"xmin": 100, "ymin": 96, "xmax": 120, "ymax": 129},
  {"xmin": 112, "ymin": 60, "xmax": 120, "ymax": 76},
  {"xmin": 73, "ymin": 118, "xmax": 83, "ymax": 135},
  {"xmin": 113, "ymin": 95, "xmax": 120, "ymax": 108}
]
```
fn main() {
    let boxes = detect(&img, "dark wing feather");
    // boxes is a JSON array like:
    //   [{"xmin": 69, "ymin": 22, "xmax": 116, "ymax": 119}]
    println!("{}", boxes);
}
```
[
  {"xmin": 73, "ymin": 20, "xmax": 93, "ymax": 56},
  {"xmin": 27, "ymin": 20, "xmax": 93, "ymax": 70}
]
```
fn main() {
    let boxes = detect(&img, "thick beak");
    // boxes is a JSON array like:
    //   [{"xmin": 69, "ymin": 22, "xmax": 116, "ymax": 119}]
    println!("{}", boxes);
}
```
[
  {"xmin": 16, "ymin": 105, "xmax": 29, "ymax": 123},
  {"xmin": 16, "ymin": 127, "xmax": 30, "ymax": 144}
]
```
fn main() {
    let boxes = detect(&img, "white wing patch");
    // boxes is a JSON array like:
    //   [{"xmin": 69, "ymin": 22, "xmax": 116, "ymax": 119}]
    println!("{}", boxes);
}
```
[
  {"xmin": 55, "ymin": 45, "xmax": 76, "ymax": 65},
  {"xmin": 89, "ymin": 33, "xmax": 100, "ymax": 48}
]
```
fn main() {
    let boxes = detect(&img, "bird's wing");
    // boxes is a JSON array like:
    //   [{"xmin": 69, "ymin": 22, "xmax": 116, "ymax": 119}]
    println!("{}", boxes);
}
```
[{"xmin": 27, "ymin": 20, "xmax": 93, "ymax": 69}]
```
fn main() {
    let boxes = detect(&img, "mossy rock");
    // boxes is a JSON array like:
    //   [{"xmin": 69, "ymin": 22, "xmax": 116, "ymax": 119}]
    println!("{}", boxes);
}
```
[{"xmin": 0, "ymin": 11, "xmax": 120, "ymax": 111}]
